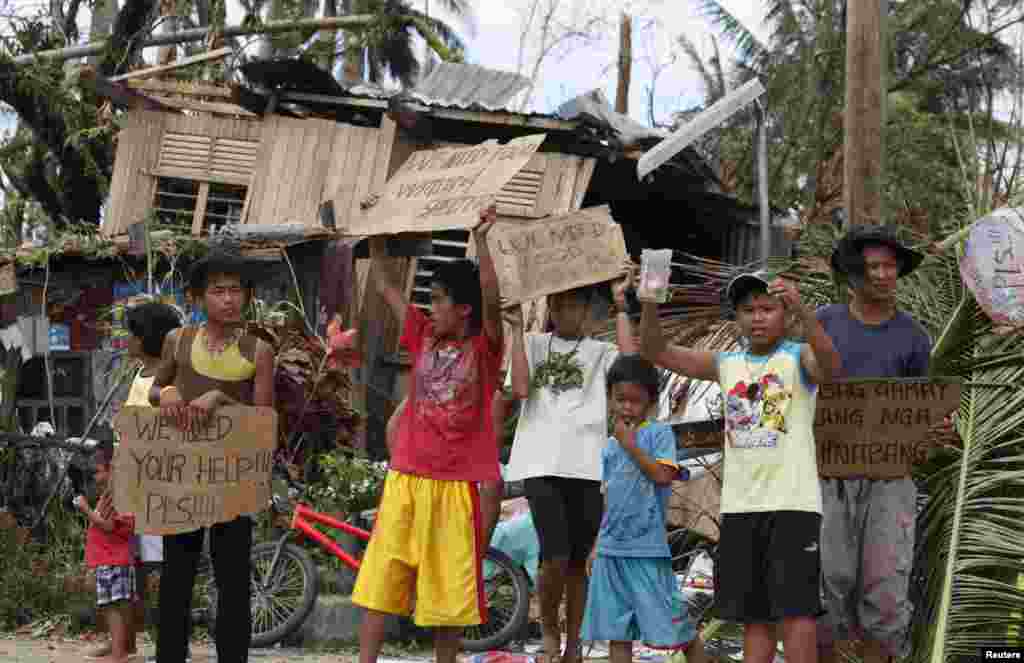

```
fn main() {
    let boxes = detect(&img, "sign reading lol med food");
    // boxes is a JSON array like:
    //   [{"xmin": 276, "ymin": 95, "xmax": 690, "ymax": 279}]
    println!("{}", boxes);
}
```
[
  {"xmin": 487, "ymin": 205, "xmax": 627, "ymax": 304},
  {"xmin": 112, "ymin": 406, "xmax": 277, "ymax": 535}
]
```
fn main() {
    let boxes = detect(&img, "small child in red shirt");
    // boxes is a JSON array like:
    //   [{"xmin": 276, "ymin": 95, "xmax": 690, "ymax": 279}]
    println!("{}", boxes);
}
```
[{"xmin": 77, "ymin": 446, "xmax": 137, "ymax": 663}]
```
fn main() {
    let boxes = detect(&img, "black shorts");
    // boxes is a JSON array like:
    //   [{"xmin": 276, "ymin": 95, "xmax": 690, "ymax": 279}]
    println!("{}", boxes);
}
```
[
  {"xmin": 713, "ymin": 510, "xmax": 823, "ymax": 624},
  {"xmin": 524, "ymin": 476, "xmax": 603, "ymax": 563}
]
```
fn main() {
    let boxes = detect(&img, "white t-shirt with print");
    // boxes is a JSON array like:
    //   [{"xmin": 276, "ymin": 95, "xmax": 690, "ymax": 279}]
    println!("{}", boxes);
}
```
[{"xmin": 504, "ymin": 333, "xmax": 619, "ymax": 482}]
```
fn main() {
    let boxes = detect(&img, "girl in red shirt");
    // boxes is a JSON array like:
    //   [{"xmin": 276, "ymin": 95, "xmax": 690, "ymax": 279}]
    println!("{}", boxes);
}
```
[{"xmin": 77, "ymin": 447, "xmax": 137, "ymax": 662}]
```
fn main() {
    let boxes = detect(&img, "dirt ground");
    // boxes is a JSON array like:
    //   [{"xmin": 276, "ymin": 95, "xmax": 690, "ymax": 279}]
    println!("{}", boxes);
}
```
[{"xmin": 0, "ymin": 636, "xmax": 379, "ymax": 663}]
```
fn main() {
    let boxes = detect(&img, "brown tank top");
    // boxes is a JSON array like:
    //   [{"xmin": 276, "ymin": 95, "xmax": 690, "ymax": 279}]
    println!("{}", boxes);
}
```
[{"xmin": 173, "ymin": 326, "xmax": 258, "ymax": 405}]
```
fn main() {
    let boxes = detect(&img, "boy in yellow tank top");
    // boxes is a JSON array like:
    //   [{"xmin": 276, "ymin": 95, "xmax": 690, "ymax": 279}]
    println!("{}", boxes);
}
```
[
  {"xmin": 149, "ymin": 252, "xmax": 275, "ymax": 663},
  {"xmin": 639, "ymin": 271, "xmax": 842, "ymax": 663}
]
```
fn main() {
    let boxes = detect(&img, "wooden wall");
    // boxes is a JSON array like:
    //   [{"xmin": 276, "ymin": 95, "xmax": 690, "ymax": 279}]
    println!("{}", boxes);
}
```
[{"xmin": 101, "ymin": 110, "xmax": 394, "ymax": 236}]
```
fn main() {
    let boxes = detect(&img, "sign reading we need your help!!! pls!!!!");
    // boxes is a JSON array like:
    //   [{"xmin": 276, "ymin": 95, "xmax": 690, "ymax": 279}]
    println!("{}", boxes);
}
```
[
  {"xmin": 112, "ymin": 406, "xmax": 277, "ymax": 535},
  {"xmin": 349, "ymin": 134, "xmax": 546, "ymax": 236}
]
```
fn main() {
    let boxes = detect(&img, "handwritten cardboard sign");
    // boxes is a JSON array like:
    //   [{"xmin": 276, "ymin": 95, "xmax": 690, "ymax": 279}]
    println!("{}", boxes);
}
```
[
  {"xmin": 814, "ymin": 379, "xmax": 961, "ymax": 478},
  {"xmin": 112, "ymin": 406, "xmax": 278, "ymax": 535},
  {"xmin": 487, "ymin": 205, "xmax": 627, "ymax": 304},
  {"xmin": 350, "ymin": 134, "xmax": 546, "ymax": 236},
  {"xmin": 672, "ymin": 379, "xmax": 962, "ymax": 479}
]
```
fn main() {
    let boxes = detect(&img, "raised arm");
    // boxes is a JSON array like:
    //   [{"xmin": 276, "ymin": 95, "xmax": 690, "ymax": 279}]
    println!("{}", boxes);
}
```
[
  {"xmin": 638, "ymin": 301, "xmax": 717, "ymax": 381},
  {"xmin": 770, "ymin": 279, "xmax": 842, "ymax": 384},
  {"xmin": 473, "ymin": 205, "xmax": 503, "ymax": 351},
  {"xmin": 612, "ymin": 263, "xmax": 637, "ymax": 354},
  {"xmin": 369, "ymin": 236, "xmax": 408, "ymax": 323},
  {"xmin": 504, "ymin": 306, "xmax": 530, "ymax": 401}
]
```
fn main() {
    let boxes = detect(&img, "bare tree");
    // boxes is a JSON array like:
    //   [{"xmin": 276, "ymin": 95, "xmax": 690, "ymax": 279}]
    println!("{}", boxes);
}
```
[{"xmin": 512, "ymin": 0, "xmax": 613, "ymax": 112}]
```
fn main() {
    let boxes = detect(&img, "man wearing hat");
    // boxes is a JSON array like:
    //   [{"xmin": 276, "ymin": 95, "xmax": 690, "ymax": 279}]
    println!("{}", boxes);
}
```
[{"xmin": 816, "ymin": 225, "xmax": 932, "ymax": 663}]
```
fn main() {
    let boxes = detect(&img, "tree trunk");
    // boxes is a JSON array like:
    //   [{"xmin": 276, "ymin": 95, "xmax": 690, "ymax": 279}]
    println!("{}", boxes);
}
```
[
  {"xmin": 340, "ymin": 0, "xmax": 363, "ymax": 82},
  {"xmin": 844, "ymin": 0, "xmax": 887, "ymax": 227},
  {"xmin": 615, "ymin": 13, "xmax": 632, "ymax": 115},
  {"xmin": 157, "ymin": 0, "xmax": 180, "ymax": 67},
  {"xmin": 87, "ymin": 0, "xmax": 118, "ymax": 67},
  {"xmin": 322, "ymin": 0, "xmax": 339, "ymax": 74}
]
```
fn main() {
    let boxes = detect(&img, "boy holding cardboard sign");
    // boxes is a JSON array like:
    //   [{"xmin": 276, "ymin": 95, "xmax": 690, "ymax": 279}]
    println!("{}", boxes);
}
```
[
  {"xmin": 353, "ymin": 206, "xmax": 504, "ymax": 663},
  {"xmin": 149, "ymin": 252, "xmax": 275, "ymax": 663},
  {"xmin": 639, "ymin": 269, "xmax": 842, "ymax": 663}
]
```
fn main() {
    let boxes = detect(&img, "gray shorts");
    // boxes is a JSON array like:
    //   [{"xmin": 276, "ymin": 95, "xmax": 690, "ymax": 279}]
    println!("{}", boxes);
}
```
[{"xmin": 817, "ymin": 478, "xmax": 916, "ymax": 657}]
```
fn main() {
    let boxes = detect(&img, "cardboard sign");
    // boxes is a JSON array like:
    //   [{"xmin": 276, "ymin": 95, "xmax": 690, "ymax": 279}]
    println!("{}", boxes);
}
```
[
  {"xmin": 815, "ymin": 379, "xmax": 961, "ymax": 478},
  {"xmin": 671, "ymin": 379, "xmax": 962, "ymax": 479},
  {"xmin": 487, "ymin": 205, "xmax": 627, "ymax": 304},
  {"xmin": 112, "ymin": 406, "xmax": 278, "ymax": 535},
  {"xmin": 0, "ymin": 262, "xmax": 16, "ymax": 297},
  {"xmin": 350, "ymin": 134, "xmax": 547, "ymax": 236}
]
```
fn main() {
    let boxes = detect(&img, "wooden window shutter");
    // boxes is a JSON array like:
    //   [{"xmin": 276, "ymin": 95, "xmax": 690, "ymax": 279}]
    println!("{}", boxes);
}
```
[
  {"xmin": 211, "ymin": 139, "xmax": 259, "ymax": 181},
  {"xmin": 157, "ymin": 133, "xmax": 257, "ymax": 184},
  {"xmin": 495, "ymin": 154, "xmax": 562, "ymax": 218},
  {"xmin": 158, "ymin": 133, "xmax": 211, "ymax": 177}
]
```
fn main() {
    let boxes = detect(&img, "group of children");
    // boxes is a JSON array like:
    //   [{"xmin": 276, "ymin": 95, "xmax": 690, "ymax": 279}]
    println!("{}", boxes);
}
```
[
  {"xmin": 78, "ymin": 204, "xmax": 848, "ymax": 663},
  {"xmin": 80, "ymin": 252, "xmax": 272, "ymax": 663},
  {"xmin": 353, "ymin": 203, "xmax": 842, "ymax": 663}
]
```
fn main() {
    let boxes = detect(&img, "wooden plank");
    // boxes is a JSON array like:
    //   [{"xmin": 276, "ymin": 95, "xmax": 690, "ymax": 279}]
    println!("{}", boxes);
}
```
[
  {"xmin": 553, "ymin": 154, "xmax": 581, "ymax": 214},
  {"xmin": 241, "ymin": 117, "xmax": 275, "ymax": 223},
  {"xmin": 349, "ymin": 127, "xmax": 380, "ymax": 228},
  {"xmin": 127, "ymin": 79, "xmax": 235, "ymax": 98},
  {"xmin": 321, "ymin": 124, "xmax": 353, "ymax": 220},
  {"xmin": 572, "ymin": 157, "xmax": 597, "ymax": 210},
  {"xmin": 333, "ymin": 126, "xmax": 369, "ymax": 230},
  {"xmin": 192, "ymin": 182, "xmax": 210, "ymax": 235},
  {"xmin": 258, "ymin": 117, "xmax": 290, "ymax": 225},
  {"xmin": 110, "ymin": 47, "xmax": 233, "ymax": 82}
]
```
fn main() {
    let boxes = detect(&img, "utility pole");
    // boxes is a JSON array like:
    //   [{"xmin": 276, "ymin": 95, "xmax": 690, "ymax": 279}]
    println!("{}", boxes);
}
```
[
  {"xmin": 844, "ymin": 0, "xmax": 888, "ymax": 228},
  {"xmin": 615, "ymin": 13, "xmax": 632, "ymax": 115}
]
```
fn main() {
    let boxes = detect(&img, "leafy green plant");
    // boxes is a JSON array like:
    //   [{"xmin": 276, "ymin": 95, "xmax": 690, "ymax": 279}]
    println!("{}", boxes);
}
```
[{"xmin": 305, "ymin": 452, "xmax": 387, "ymax": 518}]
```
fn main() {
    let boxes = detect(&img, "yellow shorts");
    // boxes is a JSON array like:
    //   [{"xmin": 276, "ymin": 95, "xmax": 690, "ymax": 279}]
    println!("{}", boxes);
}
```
[{"xmin": 352, "ymin": 470, "xmax": 486, "ymax": 627}]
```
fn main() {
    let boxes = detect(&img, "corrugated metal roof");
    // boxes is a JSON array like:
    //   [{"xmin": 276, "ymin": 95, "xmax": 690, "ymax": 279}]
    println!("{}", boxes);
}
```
[{"xmin": 407, "ymin": 63, "xmax": 530, "ymax": 111}]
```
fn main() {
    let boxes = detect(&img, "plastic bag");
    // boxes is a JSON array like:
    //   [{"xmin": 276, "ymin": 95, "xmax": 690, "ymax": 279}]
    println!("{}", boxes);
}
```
[{"xmin": 638, "ymin": 249, "xmax": 672, "ymax": 303}]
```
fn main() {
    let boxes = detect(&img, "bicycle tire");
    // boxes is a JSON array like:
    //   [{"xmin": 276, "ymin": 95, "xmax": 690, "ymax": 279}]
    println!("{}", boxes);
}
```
[
  {"xmin": 460, "ymin": 548, "xmax": 530, "ymax": 652},
  {"xmin": 249, "ymin": 541, "xmax": 320, "ymax": 648}
]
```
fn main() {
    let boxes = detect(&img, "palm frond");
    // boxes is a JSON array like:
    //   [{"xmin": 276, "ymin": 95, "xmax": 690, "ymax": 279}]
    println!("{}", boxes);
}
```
[
  {"xmin": 693, "ymin": 0, "xmax": 768, "ymax": 66},
  {"xmin": 677, "ymin": 34, "xmax": 719, "ymax": 105}
]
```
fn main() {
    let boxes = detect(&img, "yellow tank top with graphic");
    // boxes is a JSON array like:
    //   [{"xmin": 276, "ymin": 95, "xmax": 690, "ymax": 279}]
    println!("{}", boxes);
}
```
[
  {"xmin": 191, "ymin": 327, "xmax": 256, "ymax": 382},
  {"xmin": 716, "ymin": 340, "xmax": 821, "ymax": 514}
]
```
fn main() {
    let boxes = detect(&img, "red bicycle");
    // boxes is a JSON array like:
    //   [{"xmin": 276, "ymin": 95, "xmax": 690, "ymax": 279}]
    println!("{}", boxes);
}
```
[{"xmin": 240, "ymin": 487, "xmax": 531, "ymax": 651}]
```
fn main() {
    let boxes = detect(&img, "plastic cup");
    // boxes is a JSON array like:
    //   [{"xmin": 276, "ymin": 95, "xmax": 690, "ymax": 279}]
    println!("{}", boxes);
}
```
[{"xmin": 637, "ymin": 249, "xmax": 672, "ymax": 303}]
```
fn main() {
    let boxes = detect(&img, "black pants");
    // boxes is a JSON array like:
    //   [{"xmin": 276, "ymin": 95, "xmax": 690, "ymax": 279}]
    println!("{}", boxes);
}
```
[
  {"xmin": 524, "ymin": 476, "xmax": 603, "ymax": 563},
  {"xmin": 158, "ymin": 517, "xmax": 252, "ymax": 663}
]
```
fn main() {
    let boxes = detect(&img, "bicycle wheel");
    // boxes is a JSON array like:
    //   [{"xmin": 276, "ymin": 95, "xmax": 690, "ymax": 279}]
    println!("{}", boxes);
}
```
[
  {"xmin": 249, "ymin": 541, "xmax": 320, "ymax": 648},
  {"xmin": 461, "ymin": 548, "xmax": 530, "ymax": 652}
]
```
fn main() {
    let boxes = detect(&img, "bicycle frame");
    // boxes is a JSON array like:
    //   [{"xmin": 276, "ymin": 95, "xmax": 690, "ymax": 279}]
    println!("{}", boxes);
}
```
[{"xmin": 262, "ymin": 503, "xmax": 370, "ymax": 587}]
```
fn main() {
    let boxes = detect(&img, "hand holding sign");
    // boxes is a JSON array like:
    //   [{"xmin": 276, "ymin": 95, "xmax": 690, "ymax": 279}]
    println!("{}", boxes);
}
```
[{"xmin": 487, "ymin": 205, "xmax": 628, "ymax": 305}]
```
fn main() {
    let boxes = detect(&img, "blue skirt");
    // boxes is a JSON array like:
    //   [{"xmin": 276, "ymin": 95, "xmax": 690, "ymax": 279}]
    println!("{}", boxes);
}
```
[{"xmin": 582, "ymin": 556, "xmax": 696, "ymax": 649}]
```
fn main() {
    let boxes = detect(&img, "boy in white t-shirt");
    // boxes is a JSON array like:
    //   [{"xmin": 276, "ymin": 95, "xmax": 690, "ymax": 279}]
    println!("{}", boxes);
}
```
[{"xmin": 503, "ymin": 270, "xmax": 634, "ymax": 663}]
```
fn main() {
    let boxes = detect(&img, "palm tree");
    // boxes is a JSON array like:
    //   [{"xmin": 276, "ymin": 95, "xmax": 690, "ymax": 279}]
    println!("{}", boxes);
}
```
[{"xmin": 339, "ymin": 0, "xmax": 474, "ymax": 87}]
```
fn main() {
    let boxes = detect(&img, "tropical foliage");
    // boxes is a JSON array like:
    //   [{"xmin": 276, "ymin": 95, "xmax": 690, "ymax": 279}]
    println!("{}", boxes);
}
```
[{"xmin": 681, "ymin": 0, "xmax": 1024, "ymax": 235}]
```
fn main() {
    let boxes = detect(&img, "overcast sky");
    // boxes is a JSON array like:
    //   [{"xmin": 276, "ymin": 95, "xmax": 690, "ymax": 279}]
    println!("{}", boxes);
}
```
[{"xmin": 0, "ymin": 0, "xmax": 767, "ymax": 129}]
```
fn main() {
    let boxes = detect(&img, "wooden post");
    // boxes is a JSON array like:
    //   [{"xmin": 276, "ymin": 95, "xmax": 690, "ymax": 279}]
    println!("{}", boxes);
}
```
[
  {"xmin": 844, "ymin": 0, "xmax": 888, "ymax": 228},
  {"xmin": 615, "ymin": 13, "xmax": 632, "ymax": 115}
]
